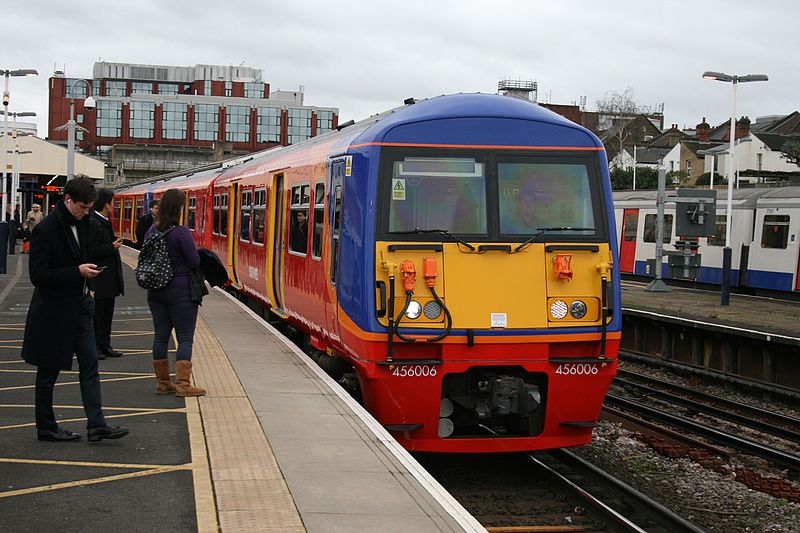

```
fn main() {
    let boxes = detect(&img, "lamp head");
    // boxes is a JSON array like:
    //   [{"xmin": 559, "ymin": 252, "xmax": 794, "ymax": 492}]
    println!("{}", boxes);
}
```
[
  {"xmin": 702, "ymin": 71, "xmax": 734, "ymax": 82},
  {"xmin": 83, "ymin": 96, "xmax": 96, "ymax": 110}
]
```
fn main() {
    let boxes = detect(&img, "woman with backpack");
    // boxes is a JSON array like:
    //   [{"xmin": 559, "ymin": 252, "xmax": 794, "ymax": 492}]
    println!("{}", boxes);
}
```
[{"xmin": 144, "ymin": 189, "xmax": 206, "ymax": 397}]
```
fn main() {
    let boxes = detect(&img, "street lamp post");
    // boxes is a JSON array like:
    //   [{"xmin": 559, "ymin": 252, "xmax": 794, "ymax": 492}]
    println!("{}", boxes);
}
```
[
  {"xmin": 0, "ymin": 68, "xmax": 38, "ymax": 274},
  {"xmin": 0, "ymin": 111, "xmax": 36, "ymax": 256},
  {"xmin": 702, "ymin": 71, "xmax": 768, "ymax": 306},
  {"xmin": 63, "ymin": 79, "xmax": 96, "ymax": 181}
]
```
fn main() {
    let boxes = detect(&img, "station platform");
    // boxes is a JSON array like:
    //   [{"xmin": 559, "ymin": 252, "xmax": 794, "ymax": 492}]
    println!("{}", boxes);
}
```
[
  {"xmin": 621, "ymin": 279, "xmax": 800, "ymax": 343},
  {"xmin": 0, "ymin": 247, "xmax": 484, "ymax": 533}
]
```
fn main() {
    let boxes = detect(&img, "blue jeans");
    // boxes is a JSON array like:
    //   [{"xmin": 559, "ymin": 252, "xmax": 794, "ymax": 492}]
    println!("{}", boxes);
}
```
[
  {"xmin": 35, "ymin": 295, "xmax": 106, "ymax": 430},
  {"xmin": 148, "ymin": 284, "xmax": 199, "ymax": 361}
]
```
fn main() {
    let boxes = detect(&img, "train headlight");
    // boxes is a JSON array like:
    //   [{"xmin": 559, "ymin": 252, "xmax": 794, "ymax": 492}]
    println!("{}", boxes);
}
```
[
  {"xmin": 569, "ymin": 300, "xmax": 588, "ymax": 319},
  {"xmin": 549, "ymin": 299, "xmax": 568, "ymax": 320},
  {"xmin": 405, "ymin": 300, "xmax": 422, "ymax": 319}
]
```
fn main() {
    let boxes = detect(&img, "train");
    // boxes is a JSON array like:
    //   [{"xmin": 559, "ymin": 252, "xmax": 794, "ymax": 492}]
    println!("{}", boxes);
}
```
[
  {"xmin": 613, "ymin": 187, "xmax": 800, "ymax": 293},
  {"xmin": 113, "ymin": 93, "xmax": 622, "ymax": 453}
]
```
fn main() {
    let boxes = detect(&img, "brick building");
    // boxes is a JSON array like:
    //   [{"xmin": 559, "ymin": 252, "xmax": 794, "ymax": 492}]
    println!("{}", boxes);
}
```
[{"xmin": 47, "ymin": 62, "xmax": 339, "ymax": 184}]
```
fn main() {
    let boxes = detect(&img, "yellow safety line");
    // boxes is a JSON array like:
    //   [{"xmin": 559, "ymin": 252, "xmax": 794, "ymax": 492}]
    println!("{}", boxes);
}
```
[
  {"xmin": 0, "ymin": 360, "xmax": 25, "ymax": 365},
  {"xmin": 186, "ymin": 396, "xmax": 218, "ymax": 533},
  {"xmin": 0, "ymin": 345, "xmax": 22, "ymax": 349},
  {"xmin": 0, "ymin": 326, "xmax": 25, "ymax": 331},
  {"xmin": 0, "ymin": 408, "xmax": 187, "ymax": 430},
  {"xmin": 0, "ymin": 374, "xmax": 152, "ymax": 392},
  {"xmin": 0, "ymin": 404, "xmax": 184, "ymax": 412},
  {"xmin": 0, "ymin": 457, "xmax": 189, "ymax": 469},
  {"xmin": 0, "ymin": 465, "xmax": 191, "ymax": 499},
  {"xmin": 0, "ymin": 369, "xmax": 152, "ymax": 376}
]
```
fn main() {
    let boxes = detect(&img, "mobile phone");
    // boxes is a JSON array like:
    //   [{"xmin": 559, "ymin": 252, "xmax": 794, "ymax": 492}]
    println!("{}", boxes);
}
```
[{"xmin": 96, "ymin": 265, "xmax": 108, "ymax": 271}]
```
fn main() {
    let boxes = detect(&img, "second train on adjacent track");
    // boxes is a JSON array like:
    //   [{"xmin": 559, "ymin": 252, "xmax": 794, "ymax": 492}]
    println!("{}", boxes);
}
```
[{"xmin": 114, "ymin": 93, "xmax": 622, "ymax": 453}]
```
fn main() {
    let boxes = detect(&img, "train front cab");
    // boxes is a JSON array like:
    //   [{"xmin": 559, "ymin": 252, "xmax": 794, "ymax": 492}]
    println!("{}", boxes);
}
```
[{"xmin": 357, "ymin": 147, "xmax": 620, "ymax": 453}]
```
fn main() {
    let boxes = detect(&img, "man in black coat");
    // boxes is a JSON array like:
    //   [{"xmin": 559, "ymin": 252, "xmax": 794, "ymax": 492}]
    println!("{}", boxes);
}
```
[
  {"xmin": 90, "ymin": 188, "xmax": 125, "ymax": 359},
  {"xmin": 135, "ymin": 199, "xmax": 158, "ymax": 248},
  {"xmin": 21, "ymin": 176, "xmax": 129, "ymax": 443}
]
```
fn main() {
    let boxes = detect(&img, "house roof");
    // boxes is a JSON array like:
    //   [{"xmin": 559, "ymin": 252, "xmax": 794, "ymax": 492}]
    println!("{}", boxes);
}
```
[
  {"xmin": 754, "ymin": 132, "xmax": 800, "ymax": 151},
  {"xmin": 624, "ymin": 146, "xmax": 671, "ymax": 164},
  {"xmin": 683, "ymin": 140, "xmax": 724, "ymax": 156},
  {"xmin": 750, "ymin": 112, "xmax": 800, "ymax": 134}
]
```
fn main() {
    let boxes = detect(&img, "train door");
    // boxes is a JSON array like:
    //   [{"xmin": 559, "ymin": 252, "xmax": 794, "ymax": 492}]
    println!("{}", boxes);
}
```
[
  {"xmin": 619, "ymin": 209, "xmax": 639, "ymax": 273},
  {"xmin": 228, "ymin": 182, "xmax": 241, "ymax": 287},
  {"xmin": 327, "ymin": 157, "xmax": 346, "ymax": 339},
  {"xmin": 267, "ymin": 174, "xmax": 286, "ymax": 314}
]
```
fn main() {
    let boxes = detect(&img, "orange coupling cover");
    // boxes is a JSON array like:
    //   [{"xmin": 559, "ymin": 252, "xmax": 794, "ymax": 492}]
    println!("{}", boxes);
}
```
[
  {"xmin": 399, "ymin": 260, "xmax": 417, "ymax": 292},
  {"xmin": 422, "ymin": 257, "xmax": 438, "ymax": 288},
  {"xmin": 553, "ymin": 254, "xmax": 573, "ymax": 281}
]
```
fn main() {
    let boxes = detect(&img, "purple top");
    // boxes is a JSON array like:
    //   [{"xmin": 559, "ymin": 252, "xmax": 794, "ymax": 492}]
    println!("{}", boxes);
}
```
[{"xmin": 145, "ymin": 224, "xmax": 200, "ymax": 289}]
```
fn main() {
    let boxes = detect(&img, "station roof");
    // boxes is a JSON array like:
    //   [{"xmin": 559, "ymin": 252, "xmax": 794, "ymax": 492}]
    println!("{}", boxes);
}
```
[{"xmin": 0, "ymin": 135, "xmax": 104, "ymax": 181}]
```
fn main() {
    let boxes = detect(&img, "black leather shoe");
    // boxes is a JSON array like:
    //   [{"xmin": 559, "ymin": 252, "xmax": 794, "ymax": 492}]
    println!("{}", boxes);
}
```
[
  {"xmin": 98, "ymin": 351, "xmax": 107, "ymax": 360},
  {"xmin": 88, "ymin": 425, "xmax": 129, "ymax": 442},
  {"xmin": 37, "ymin": 427, "xmax": 81, "ymax": 442},
  {"xmin": 104, "ymin": 348, "xmax": 124, "ymax": 358}
]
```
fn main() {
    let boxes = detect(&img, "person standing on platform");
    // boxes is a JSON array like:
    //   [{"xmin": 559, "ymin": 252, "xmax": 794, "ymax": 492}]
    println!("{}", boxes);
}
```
[
  {"xmin": 26, "ymin": 203, "xmax": 43, "ymax": 232},
  {"xmin": 21, "ymin": 175, "xmax": 129, "ymax": 443},
  {"xmin": 136, "ymin": 199, "xmax": 158, "ymax": 248},
  {"xmin": 90, "ymin": 188, "xmax": 125, "ymax": 359},
  {"xmin": 146, "ymin": 189, "xmax": 206, "ymax": 397}
]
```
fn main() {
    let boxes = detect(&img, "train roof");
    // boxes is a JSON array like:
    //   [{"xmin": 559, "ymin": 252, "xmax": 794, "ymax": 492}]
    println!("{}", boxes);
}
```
[
  {"xmin": 612, "ymin": 187, "xmax": 777, "ymax": 208},
  {"xmin": 755, "ymin": 185, "xmax": 800, "ymax": 208}
]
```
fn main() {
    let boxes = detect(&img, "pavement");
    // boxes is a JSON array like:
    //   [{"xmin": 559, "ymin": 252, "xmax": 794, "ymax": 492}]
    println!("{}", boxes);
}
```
[{"xmin": 0, "ymin": 250, "xmax": 197, "ymax": 532}]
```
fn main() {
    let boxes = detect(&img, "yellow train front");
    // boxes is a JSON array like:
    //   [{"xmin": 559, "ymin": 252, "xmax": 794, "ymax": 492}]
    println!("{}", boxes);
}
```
[{"xmin": 335, "ymin": 94, "xmax": 621, "ymax": 453}]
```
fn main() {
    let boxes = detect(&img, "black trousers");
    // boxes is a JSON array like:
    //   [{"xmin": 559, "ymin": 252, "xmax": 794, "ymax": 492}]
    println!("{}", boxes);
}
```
[
  {"xmin": 94, "ymin": 297, "xmax": 116, "ymax": 352},
  {"xmin": 35, "ymin": 296, "xmax": 106, "ymax": 431}
]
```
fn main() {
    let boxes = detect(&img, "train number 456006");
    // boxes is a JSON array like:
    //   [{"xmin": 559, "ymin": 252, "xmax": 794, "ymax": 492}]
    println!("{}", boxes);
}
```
[
  {"xmin": 391, "ymin": 365, "xmax": 437, "ymax": 378},
  {"xmin": 555, "ymin": 363, "xmax": 599, "ymax": 376}
]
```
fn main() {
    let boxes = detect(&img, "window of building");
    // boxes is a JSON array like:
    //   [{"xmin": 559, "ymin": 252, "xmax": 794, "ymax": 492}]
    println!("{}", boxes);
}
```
[
  {"xmin": 686, "ymin": 160, "xmax": 692, "ymax": 175},
  {"xmin": 643, "ymin": 214, "xmax": 673, "ymax": 243},
  {"xmin": 757, "ymin": 153, "xmax": 763, "ymax": 171},
  {"xmin": 245, "ymin": 82, "xmax": 264, "ymax": 99},
  {"xmin": 761, "ymin": 215, "xmax": 790, "ymax": 249},
  {"xmin": 225, "ymin": 81, "xmax": 232, "ymax": 97},
  {"xmin": 187, "ymin": 196, "xmax": 196, "ymax": 230},
  {"xmin": 162, "ymin": 102, "xmax": 187, "ymax": 140},
  {"xmin": 225, "ymin": 105, "xmax": 250, "ymax": 142},
  {"xmin": 288, "ymin": 108, "xmax": 312, "ymax": 144},
  {"xmin": 253, "ymin": 188, "xmax": 267, "ymax": 245},
  {"xmin": 92, "ymin": 79, "xmax": 101, "ymax": 97},
  {"xmin": 158, "ymin": 83, "xmax": 179, "ymax": 95},
  {"xmin": 96, "ymin": 100, "xmax": 123, "ymax": 138},
  {"xmin": 707, "ymin": 215, "xmax": 726, "ymax": 246},
  {"xmin": 240, "ymin": 189, "xmax": 252, "ymax": 242},
  {"xmin": 289, "ymin": 184, "xmax": 310, "ymax": 254},
  {"xmin": 195, "ymin": 103, "xmax": 219, "ymax": 141},
  {"xmin": 65, "ymin": 79, "xmax": 88, "ymax": 98},
  {"xmin": 131, "ymin": 82, "xmax": 152, "ymax": 94},
  {"xmin": 312, "ymin": 183, "xmax": 324, "ymax": 259},
  {"xmin": 130, "ymin": 101, "xmax": 155, "ymax": 139},
  {"xmin": 256, "ymin": 107, "xmax": 281, "ymax": 143},
  {"xmin": 316, "ymin": 110, "xmax": 333, "ymax": 135},
  {"xmin": 105, "ymin": 80, "xmax": 126, "ymax": 97},
  {"xmin": 204, "ymin": 80, "xmax": 212, "ymax": 96}
]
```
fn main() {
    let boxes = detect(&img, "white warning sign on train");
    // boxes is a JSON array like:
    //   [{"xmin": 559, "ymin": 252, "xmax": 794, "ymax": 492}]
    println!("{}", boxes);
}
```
[{"xmin": 392, "ymin": 178, "xmax": 406, "ymax": 200}]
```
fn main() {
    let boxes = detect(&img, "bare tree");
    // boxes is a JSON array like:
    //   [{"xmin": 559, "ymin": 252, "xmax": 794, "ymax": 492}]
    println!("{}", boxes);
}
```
[
  {"xmin": 780, "ymin": 139, "xmax": 800, "ymax": 167},
  {"xmin": 596, "ymin": 87, "xmax": 642, "ymax": 166}
]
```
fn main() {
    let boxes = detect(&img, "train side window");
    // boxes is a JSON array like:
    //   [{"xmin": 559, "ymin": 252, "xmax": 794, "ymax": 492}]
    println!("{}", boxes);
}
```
[
  {"xmin": 220, "ymin": 193, "xmax": 228, "ymax": 237},
  {"xmin": 643, "ymin": 214, "xmax": 672, "ymax": 243},
  {"xmin": 212, "ymin": 194, "xmax": 220, "ymax": 234},
  {"xmin": 623, "ymin": 213, "xmax": 638, "ymax": 241},
  {"xmin": 114, "ymin": 200, "xmax": 121, "ymax": 217},
  {"xmin": 707, "ymin": 215, "xmax": 726, "ymax": 246},
  {"xmin": 200, "ymin": 197, "xmax": 206, "ymax": 234},
  {"xmin": 330, "ymin": 184, "xmax": 342, "ymax": 283},
  {"xmin": 312, "ymin": 183, "xmax": 324, "ymax": 259},
  {"xmin": 124, "ymin": 200, "xmax": 132, "ymax": 224},
  {"xmin": 761, "ymin": 215, "xmax": 790, "ymax": 249},
  {"xmin": 252, "ymin": 188, "xmax": 267, "ymax": 245},
  {"xmin": 240, "ymin": 189, "xmax": 252, "ymax": 242},
  {"xmin": 135, "ymin": 199, "xmax": 144, "ymax": 223},
  {"xmin": 188, "ymin": 196, "xmax": 196, "ymax": 230},
  {"xmin": 289, "ymin": 184, "xmax": 310, "ymax": 255}
]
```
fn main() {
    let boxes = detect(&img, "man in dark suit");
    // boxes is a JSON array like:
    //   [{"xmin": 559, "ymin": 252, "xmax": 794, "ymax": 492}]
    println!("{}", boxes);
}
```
[
  {"xmin": 135, "ymin": 199, "xmax": 158, "ymax": 248},
  {"xmin": 21, "ymin": 176, "xmax": 129, "ymax": 443},
  {"xmin": 90, "ymin": 188, "xmax": 125, "ymax": 359}
]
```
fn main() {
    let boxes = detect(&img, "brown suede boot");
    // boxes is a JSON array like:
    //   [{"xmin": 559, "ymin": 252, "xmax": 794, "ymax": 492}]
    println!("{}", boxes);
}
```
[
  {"xmin": 175, "ymin": 360, "xmax": 206, "ymax": 397},
  {"xmin": 154, "ymin": 359, "xmax": 177, "ymax": 395}
]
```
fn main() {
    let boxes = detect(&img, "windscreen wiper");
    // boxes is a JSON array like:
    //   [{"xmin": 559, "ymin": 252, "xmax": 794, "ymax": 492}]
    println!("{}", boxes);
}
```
[
  {"xmin": 387, "ymin": 228, "xmax": 476, "ymax": 251},
  {"xmin": 513, "ymin": 227, "xmax": 596, "ymax": 253}
]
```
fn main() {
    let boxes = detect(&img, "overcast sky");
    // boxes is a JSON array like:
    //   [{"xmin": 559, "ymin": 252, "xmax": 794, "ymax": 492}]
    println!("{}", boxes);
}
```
[{"xmin": 6, "ymin": 1, "xmax": 798, "ymax": 138}]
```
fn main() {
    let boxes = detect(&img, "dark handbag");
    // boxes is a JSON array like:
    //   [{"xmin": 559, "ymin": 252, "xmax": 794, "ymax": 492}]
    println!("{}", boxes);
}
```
[
  {"xmin": 189, "ymin": 267, "xmax": 209, "ymax": 304},
  {"xmin": 198, "ymin": 248, "xmax": 228, "ymax": 287}
]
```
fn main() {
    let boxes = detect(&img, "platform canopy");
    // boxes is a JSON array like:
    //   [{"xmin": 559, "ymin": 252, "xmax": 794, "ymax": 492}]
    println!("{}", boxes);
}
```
[{"xmin": 1, "ymin": 134, "xmax": 104, "ymax": 181}]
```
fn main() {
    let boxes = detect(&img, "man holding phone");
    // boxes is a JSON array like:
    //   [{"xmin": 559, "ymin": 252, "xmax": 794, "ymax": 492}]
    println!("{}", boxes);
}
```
[{"xmin": 90, "ymin": 188, "xmax": 125, "ymax": 359}]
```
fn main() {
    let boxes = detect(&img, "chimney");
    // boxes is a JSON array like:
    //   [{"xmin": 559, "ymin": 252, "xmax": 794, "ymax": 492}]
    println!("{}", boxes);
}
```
[
  {"xmin": 696, "ymin": 117, "xmax": 710, "ymax": 142},
  {"xmin": 735, "ymin": 116, "xmax": 751, "ymax": 140}
]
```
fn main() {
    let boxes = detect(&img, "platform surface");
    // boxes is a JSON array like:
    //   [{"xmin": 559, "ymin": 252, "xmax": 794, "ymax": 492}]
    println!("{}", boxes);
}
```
[{"xmin": 0, "ymin": 247, "xmax": 484, "ymax": 533}]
